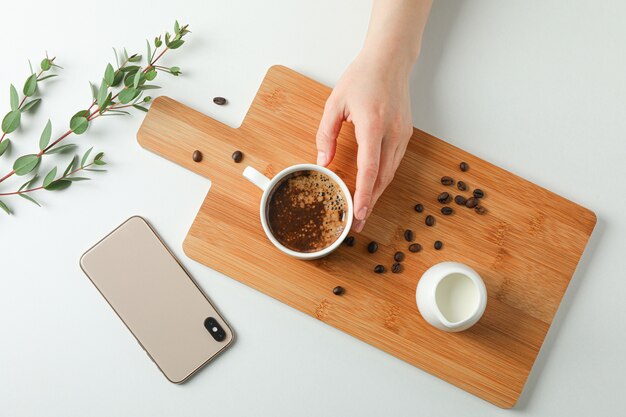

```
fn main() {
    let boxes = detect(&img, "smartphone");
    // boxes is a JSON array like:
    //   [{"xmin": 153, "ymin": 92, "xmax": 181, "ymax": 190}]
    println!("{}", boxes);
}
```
[{"xmin": 80, "ymin": 216, "xmax": 234, "ymax": 383}]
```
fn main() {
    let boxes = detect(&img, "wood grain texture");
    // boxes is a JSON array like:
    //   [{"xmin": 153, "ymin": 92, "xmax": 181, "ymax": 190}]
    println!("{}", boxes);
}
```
[{"xmin": 137, "ymin": 65, "xmax": 596, "ymax": 408}]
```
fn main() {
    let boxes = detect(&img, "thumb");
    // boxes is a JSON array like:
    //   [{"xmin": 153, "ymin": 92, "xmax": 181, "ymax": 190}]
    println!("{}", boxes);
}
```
[{"xmin": 315, "ymin": 100, "xmax": 343, "ymax": 166}]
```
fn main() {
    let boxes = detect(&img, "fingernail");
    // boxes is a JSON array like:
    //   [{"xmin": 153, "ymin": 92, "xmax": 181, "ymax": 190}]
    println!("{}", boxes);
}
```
[
  {"xmin": 357, "ymin": 206, "xmax": 368, "ymax": 220},
  {"xmin": 354, "ymin": 220, "xmax": 365, "ymax": 233},
  {"xmin": 316, "ymin": 151, "xmax": 327, "ymax": 166}
]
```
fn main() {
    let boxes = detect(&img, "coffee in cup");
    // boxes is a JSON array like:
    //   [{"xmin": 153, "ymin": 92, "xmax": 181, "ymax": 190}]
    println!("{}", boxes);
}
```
[
  {"xmin": 266, "ymin": 170, "xmax": 348, "ymax": 253},
  {"xmin": 243, "ymin": 163, "xmax": 354, "ymax": 260}
]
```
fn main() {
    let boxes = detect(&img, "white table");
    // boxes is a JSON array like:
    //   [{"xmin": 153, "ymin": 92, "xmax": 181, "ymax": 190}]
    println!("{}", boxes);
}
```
[{"xmin": 1, "ymin": 1, "xmax": 624, "ymax": 415}]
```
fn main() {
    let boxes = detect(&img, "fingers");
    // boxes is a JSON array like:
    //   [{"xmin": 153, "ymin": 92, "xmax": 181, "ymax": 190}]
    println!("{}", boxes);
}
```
[
  {"xmin": 369, "ymin": 136, "xmax": 399, "ymax": 213},
  {"xmin": 316, "ymin": 99, "xmax": 344, "ymax": 166},
  {"xmin": 355, "ymin": 130, "xmax": 411, "ymax": 233},
  {"xmin": 352, "ymin": 121, "xmax": 382, "ymax": 232}
]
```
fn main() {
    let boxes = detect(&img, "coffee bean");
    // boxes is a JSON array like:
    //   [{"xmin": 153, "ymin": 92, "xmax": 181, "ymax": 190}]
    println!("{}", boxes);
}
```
[
  {"xmin": 441, "ymin": 176, "xmax": 454, "ymax": 186},
  {"xmin": 434, "ymin": 240, "xmax": 443, "ymax": 250},
  {"xmin": 231, "ymin": 150, "xmax": 243, "ymax": 163},
  {"xmin": 374, "ymin": 264, "xmax": 385, "ymax": 273},
  {"xmin": 344, "ymin": 236, "xmax": 355, "ymax": 246},
  {"xmin": 425, "ymin": 215, "xmax": 435, "ymax": 226},
  {"xmin": 457, "ymin": 181, "xmax": 467, "ymax": 191},
  {"xmin": 404, "ymin": 229, "xmax": 414, "ymax": 242},
  {"xmin": 460, "ymin": 162, "xmax": 469, "ymax": 172},
  {"xmin": 367, "ymin": 241, "xmax": 379, "ymax": 253},
  {"xmin": 473, "ymin": 189, "xmax": 485, "ymax": 199},
  {"xmin": 454, "ymin": 195, "xmax": 467, "ymax": 205},
  {"xmin": 441, "ymin": 206, "xmax": 453, "ymax": 215},
  {"xmin": 332, "ymin": 286, "xmax": 345, "ymax": 295},
  {"xmin": 391, "ymin": 262, "xmax": 402, "ymax": 273},
  {"xmin": 414, "ymin": 203, "xmax": 424, "ymax": 213},
  {"xmin": 192, "ymin": 150, "xmax": 203, "ymax": 162},
  {"xmin": 465, "ymin": 197, "xmax": 479, "ymax": 208},
  {"xmin": 213, "ymin": 96, "xmax": 227, "ymax": 105},
  {"xmin": 394, "ymin": 251, "xmax": 405, "ymax": 262},
  {"xmin": 437, "ymin": 192, "xmax": 451, "ymax": 204},
  {"xmin": 409, "ymin": 243, "xmax": 422, "ymax": 253},
  {"xmin": 475, "ymin": 205, "xmax": 487, "ymax": 215}
]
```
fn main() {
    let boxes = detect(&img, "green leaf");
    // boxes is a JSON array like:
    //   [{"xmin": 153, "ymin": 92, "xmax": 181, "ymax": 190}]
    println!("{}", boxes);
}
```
[
  {"xmin": 20, "ymin": 174, "xmax": 39, "ymax": 191},
  {"xmin": 145, "ymin": 68, "xmax": 157, "ymax": 81},
  {"xmin": 70, "ymin": 110, "xmax": 89, "ymax": 135},
  {"xmin": 19, "ymin": 180, "xmax": 30, "ymax": 191},
  {"xmin": 10, "ymin": 84, "xmax": 19, "ymax": 110},
  {"xmin": 2, "ymin": 110, "xmax": 21, "ymax": 133},
  {"xmin": 128, "ymin": 54, "xmax": 142, "ymax": 63},
  {"xmin": 123, "ymin": 48, "xmax": 129, "ymax": 62},
  {"xmin": 46, "ymin": 144, "xmax": 77, "ymax": 154},
  {"xmin": 44, "ymin": 179, "xmax": 71, "ymax": 191},
  {"xmin": 174, "ymin": 20, "xmax": 181, "ymax": 35},
  {"xmin": 64, "ymin": 155, "xmax": 78, "ymax": 176},
  {"xmin": 113, "ymin": 47, "xmax": 120, "ymax": 68},
  {"xmin": 21, "ymin": 98, "xmax": 41, "ymax": 113},
  {"xmin": 43, "ymin": 166, "xmax": 57, "ymax": 187},
  {"xmin": 23, "ymin": 73, "xmax": 38, "ymax": 97},
  {"xmin": 94, "ymin": 159, "xmax": 107, "ymax": 166},
  {"xmin": 38, "ymin": 74, "xmax": 57, "ymax": 81},
  {"xmin": 0, "ymin": 139, "xmax": 10, "ymax": 157},
  {"xmin": 94, "ymin": 152, "xmax": 104, "ymax": 161},
  {"xmin": 19, "ymin": 193, "xmax": 40, "ymax": 207},
  {"xmin": 170, "ymin": 66, "xmax": 181, "ymax": 76},
  {"xmin": 119, "ymin": 88, "xmax": 138, "ymax": 104},
  {"xmin": 133, "ymin": 104, "xmax": 148, "ymax": 112},
  {"xmin": 112, "ymin": 71, "xmax": 124, "ymax": 87},
  {"xmin": 65, "ymin": 176, "xmax": 90, "ymax": 182},
  {"xmin": 109, "ymin": 108, "xmax": 132, "ymax": 114},
  {"xmin": 133, "ymin": 70, "xmax": 142, "ymax": 89},
  {"xmin": 99, "ymin": 93, "xmax": 113, "ymax": 114},
  {"xmin": 90, "ymin": 82, "xmax": 98, "ymax": 101},
  {"xmin": 154, "ymin": 36, "xmax": 162, "ymax": 48},
  {"xmin": 146, "ymin": 39, "xmax": 152, "ymax": 62},
  {"xmin": 165, "ymin": 32, "xmax": 171, "ymax": 46},
  {"xmin": 39, "ymin": 119, "xmax": 52, "ymax": 150},
  {"xmin": 168, "ymin": 39, "xmax": 185, "ymax": 50},
  {"xmin": 85, "ymin": 168, "xmax": 107, "ymax": 172},
  {"xmin": 96, "ymin": 79, "xmax": 108, "ymax": 110},
  {"xmin": 104, "ymin": 109, "xmax": 130, "ymax": 116},
  {"xmin": 40, "ymin": 58, "xmax": 52, "ymax": 71},
  {"xmin": 81, "ymin": 147, "xmax": 93, "ymax": 167},
  {"xmin": 104, "ymin": 63, "xmax": 115, "ymax": 86},
  {"xmin": 0, "ymin": 200, "xmax": 11, "ymax": 215},
  {"xmin": 124, "ymin": 72, "xmax": 136, "ymax": 88},
  {"xmin": 13, "ymin": 154, "xmax": 41, "ymax": 176},
  {"xmin": 138, "ymin": 85, "xmax": 160, "ymax": 90},
  {"xmin": 120, "ymin": 65, "xmax": 140, "ymax": 73}
]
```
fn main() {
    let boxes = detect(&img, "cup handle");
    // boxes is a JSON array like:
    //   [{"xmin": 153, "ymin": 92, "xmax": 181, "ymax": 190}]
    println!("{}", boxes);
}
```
[{"xmin": 243, "ymin": 166, "xmax": 271, "ymax": 192}]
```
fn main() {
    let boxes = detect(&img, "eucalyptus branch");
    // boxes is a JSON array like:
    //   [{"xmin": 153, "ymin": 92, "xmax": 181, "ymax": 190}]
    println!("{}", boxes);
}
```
[
  {"xmin": 0, "ymin": 21, "xmax": 190, "ymax": 215},
  {"xmin": 0, "ymin": 153, "xmax": 104, "ymax": 199},
  {"xmin": 0, "ymin": 54, "xmax": 59, "ymax": 155}
]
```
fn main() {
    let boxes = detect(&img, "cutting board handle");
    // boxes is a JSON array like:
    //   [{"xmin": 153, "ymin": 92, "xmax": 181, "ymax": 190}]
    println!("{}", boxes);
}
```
[{"xmin": 137, "ymin": 96, "xmax": 243, "ymax": 180}]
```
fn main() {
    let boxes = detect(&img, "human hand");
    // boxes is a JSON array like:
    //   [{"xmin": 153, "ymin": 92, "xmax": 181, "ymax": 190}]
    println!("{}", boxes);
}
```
[{"xmin": 315, "ymin": 51, "xmax": 414, "ymax": 232}]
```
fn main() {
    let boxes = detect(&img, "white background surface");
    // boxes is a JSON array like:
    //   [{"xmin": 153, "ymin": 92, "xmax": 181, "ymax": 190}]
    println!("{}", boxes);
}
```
[{"xmin": 1, "ymin": 1, "xmax": 624, "ymax": 416}]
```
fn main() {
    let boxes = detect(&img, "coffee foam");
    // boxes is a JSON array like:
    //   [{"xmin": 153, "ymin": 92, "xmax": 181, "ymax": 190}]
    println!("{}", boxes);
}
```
[{"xmin": 267, "ymin": 170, "xmax": 347, "ymax": 253}]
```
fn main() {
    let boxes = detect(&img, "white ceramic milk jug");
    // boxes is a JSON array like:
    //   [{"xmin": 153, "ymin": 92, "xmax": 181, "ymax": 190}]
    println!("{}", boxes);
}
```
[{"xmin": 416, "ymin": 262, "xmax": 487, "ymax": 332}]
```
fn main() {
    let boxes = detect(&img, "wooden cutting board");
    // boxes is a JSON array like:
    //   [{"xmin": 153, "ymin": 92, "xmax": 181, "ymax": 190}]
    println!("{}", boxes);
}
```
[{"xmin": 137, "ymin": 65, "xmax": 596, "ymax": 407}]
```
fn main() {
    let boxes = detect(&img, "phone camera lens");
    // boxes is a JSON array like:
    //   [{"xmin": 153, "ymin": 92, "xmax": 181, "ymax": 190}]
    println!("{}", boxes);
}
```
[{"xmin": 204, "ymin": 317, "xmax": 226, "ymax": 342}]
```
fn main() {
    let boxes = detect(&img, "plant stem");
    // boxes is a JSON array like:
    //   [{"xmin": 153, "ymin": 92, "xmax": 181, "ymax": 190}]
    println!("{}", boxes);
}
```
[
  {"xmin": 0, "ymin": 162, "xmax": 96, "ymax": 196},
  {"xmin": 0, "ymin": 60, "xmax": 54, "ymax": 144}
]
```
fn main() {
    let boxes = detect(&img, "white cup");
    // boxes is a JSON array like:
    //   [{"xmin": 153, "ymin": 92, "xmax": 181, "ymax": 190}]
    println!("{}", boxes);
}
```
[
  {"xmin": 416, "ymin": 262, "xmax": 487, "ymax": 332},
  {"xmin": 243, "ymin": 163, "xmax": 354, "ymax": 260}
]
